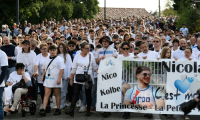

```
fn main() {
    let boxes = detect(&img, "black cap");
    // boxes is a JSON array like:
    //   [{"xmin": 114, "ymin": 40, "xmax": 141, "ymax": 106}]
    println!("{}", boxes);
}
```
[
  {"xmin": 22, "ymin": 40, "xmax": 30, "ymax": 45},
  {"xmin": 99, "ymin": 36, "xmax": 113, "ymax": 45}
]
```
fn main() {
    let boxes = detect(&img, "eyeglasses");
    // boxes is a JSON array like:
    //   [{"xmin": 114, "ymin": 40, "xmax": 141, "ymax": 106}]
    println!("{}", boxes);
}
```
[
  {"xmin": 134, "ymin": 53, "xmax": 139, "ymax": 55},
  {"xmin": 59, "ymin": 47, "xmax": 63, "ymax": 49},
  {"xmin": 153, "ymin": 41, "xmax": 159, "ymax": 43},
  {"xmin": 69, "ymin": 45, "xmax": 75, "ymax": 47},
  {"xmin": 47, "ymin": 43, "xmax": 52, "ymax": 45},
  {"xmin": 84, "ymin": 48, "xmax": 90, "ymax": 50},
  {"xmin": 60, "ymin": 40, "xmax": 65, "ymax": 42},
  {"xmin": 41, "ymin": 48, "xmax": 47, "ymax": 50},
  {"xmin": 141, "ymin": 73, "xmax": 152, "ymax": 77},
  {"xmin": 122, "ymin": 48, "xmax": 129, "ymax": 50}
]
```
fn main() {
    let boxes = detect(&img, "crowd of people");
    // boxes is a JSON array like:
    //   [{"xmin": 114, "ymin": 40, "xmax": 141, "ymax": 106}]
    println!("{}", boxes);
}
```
[{"xmin": 0, "ymin": 15, "xmax": 199, "ymax": 119}]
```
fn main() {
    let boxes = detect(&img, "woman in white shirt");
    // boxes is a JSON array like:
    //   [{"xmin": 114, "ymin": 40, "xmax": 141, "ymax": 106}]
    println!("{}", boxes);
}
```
[
  {"xmin": 65, "ymin": 42, "xmax": 98, "ymax": 117},
  {"xmin": 118, "ymin": 42, "xmax": 134, "ymax": 58},
  {"xmin": 57, "ymin": 43, "xmax": 72, "ymax": 110},
  {"xmin": 32, "ymin": 43, "xmax": 51, "ymax": 112},
  {"xmin": 39, "ymin": 45, "xmax": 65, "ymax": 116}
]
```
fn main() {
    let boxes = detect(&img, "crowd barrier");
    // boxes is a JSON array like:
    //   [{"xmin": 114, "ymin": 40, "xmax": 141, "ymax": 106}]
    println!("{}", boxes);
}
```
[{"xmin": 97, "ymin": 57, "xmax": 200, "ymax": 115}]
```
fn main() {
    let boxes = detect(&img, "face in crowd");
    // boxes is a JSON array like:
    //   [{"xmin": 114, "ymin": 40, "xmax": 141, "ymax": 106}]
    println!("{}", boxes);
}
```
[{"xmin": 140, "ymin": 43, "xmax": 149, "ymax": 53}]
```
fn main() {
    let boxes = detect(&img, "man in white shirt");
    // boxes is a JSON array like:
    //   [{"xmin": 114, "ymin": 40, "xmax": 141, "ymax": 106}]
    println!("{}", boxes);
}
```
[
  {"xmin": 180, "ymin": 24, "xmax": 188, "ymax": 37},
  {"xmin": 88, "ymin": 29, "xmax": 95, "ymax": 46},
  {"xmin": 25, "ymin": 23, "xmax": 31, "ymax": 35},
  {"xmin": 173, "ymin": 39, "xmax": 195, "ymax": 59},
  {"xmin": 137, "ymin": 41, "xmax": 159, "ymax": 59},
  {"xmin": 0, "ymin": 50, "xmax": 8, "ymax": 119},
  {"xmin": 193, "ymin": 38, "xmax": 200, "ymax": 59},
  {"xmin": 190, "ymin": 37, "xmax": 197, "ymax": 48}
]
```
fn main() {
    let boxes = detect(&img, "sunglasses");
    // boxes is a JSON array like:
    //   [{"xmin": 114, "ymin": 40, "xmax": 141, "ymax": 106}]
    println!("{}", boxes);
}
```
[
  {"xmin": 41, "ymin": 48, "xmax": 47, "ymax": 50},
  {"xmin": 122, "ymin": 48, "xmax": 129, "ymax": 50},
  {"xmin": 47, "ymin": 43, "xmax": 52, "ymax": 45},
  {"xmin": 115, "ymin": 43, "xmax": 120, "ymax": 45},
  {"xmin": 69, "ymin": 45, "xmax": 75, "ymax": 47},
  {"xmin": 153, "ymin": 41, "xmax": 159, "ymax": 43},
  {"xmin": 84, "ymin": 48, "xmax": 90, "ymax": 50},
  {"xmin": 141, "ymin": 73, "xmax": 152, "ymax": 77},
  {"xmin": 134, "ymin": 53, "xmax": 139, "ymax": 55}
]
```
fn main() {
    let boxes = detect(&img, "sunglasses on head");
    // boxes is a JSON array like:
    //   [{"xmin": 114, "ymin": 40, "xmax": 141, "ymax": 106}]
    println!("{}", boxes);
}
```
[
  {"xmin": 69, "ymin": 45, "xmax": 75, "ymax": 47},
  {"xmin": 122, "ymin": 48, "xmax": 129, "ymax": 50},
  {"xmin": 153, "ymin": 41, "xmax": 159, "ymax": 43},
  {"xmin": 141, "ymin": 73, "xmax": 152, "ymax": 77},
  {"xmin": 47, "ymin": 43, "xmax": 52, "ymax": 45}
]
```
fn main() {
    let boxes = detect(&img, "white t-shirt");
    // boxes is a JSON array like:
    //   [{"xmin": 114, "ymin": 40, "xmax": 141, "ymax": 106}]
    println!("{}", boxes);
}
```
[
  {"xmin": 34, "ymin": 53, "xmax": 50, "ymax": 83},
  {"xmin": 43, "ymin": 56, "xmax": 65, "ymax": 88},
  {"xmin": 0, "ymin": 50, "xmax": 8, "ymax": 87},
  {"xmin": 16, "ymin": 46, "xmax": 22, "ymax": 53},
  {"xmin": 7, "ymin": 71, "xmax": 31, "ymax": 85},
  {"xmin": 193, "ymin": 47, "xmax": 200, "ymax": 59},
  {"xmin": 58, "ymin": 54, "xmax": 72, "ymax": 80},
  {"xmin": 118, "ymin": 53, "xmax": 134, "ymax": 58},
  {"xmin": 172, "ymin": 48, "xmax": 196, "ymax": 59},
  {"xmin": 17, "ymin": 51, "xmax": 36, "ymax": 76},
  {"xmin": 95, "ymin": 46, "xmax": 118, "ymax": 59},
  {"xmin": 137, "ymin": 51, "xmax": 159, "ymax": 59},
  {"xmin": 72, "ymin": 53, "xmax": 97, "ymax": 85}
]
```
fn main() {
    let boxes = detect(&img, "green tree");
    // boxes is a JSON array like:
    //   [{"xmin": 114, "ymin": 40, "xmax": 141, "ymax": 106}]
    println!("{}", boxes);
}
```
[{"xmin": 162, "ymin": 0, "xmax": 177, "ymax": 16}]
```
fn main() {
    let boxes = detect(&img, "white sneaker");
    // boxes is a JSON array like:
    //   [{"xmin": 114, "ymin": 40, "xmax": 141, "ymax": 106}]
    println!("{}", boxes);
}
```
[
  {"xmin": 79, "ymin": 105, "xmax": 86, "ymax": 112},
  {"xmin": 25, "ymin": 107, "xmax": 30, "ymax": 112},
  {"xmin": 185, "ymin": 115, "xmax": 190, "ymax": 120},
  {"xmin": 76, "ymin": 99, "xmax": 82, "ymax": 108},
  {"xmin": 65, "ymin": 102, "xmax": 71, "ymax": 107},
  {"xmin": 39, "ymin": 103, "xmax": 43, "ymax": 110},
  {"xmin": 31, "ymin": 100, "xmax": 37, "ymax": 105}
]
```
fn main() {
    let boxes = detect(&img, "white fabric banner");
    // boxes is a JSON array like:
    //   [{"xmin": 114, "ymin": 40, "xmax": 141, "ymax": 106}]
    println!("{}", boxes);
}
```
[{"xmin": 97, "ymin": 57, "xmax": 200, "ymax": 115}]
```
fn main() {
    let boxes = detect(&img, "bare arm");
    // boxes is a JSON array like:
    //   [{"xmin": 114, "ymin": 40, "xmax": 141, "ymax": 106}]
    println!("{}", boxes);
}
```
[{"xmin": 57, "ymin": 69, "xmax": 64, "ymax": 84}]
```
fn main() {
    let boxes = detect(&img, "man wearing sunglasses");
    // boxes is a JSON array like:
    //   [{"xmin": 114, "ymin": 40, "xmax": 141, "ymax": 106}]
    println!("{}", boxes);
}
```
[
  {"xmin": 149, "ymin": 37, "xmax": 162, "ymax": 57},
  {"xmin": 124, "ymin": 66, "xmax": 165, "ymax": 119},
  {"xmin": 67, "ymin": 40, "xmax": 77, "ymax": 61}
]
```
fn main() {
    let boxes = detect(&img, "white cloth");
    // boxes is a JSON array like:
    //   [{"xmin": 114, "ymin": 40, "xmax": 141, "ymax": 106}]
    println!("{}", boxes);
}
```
[
  {"xmin": 193, "ymin": 47, "xmax": 200, "ymax": 59},
  {"xmin": 16, "ymin": 46, "xmax": 22, "ymax": 53},
  {"xmin": 72, "ymin": 53, "xmax": 97, "ymax": 85},
  {"xmin": 137, "ymin": 50, "xmax": 159, "ymax": 59},
  {"xmin": 5, "ymin": 71, "xmax": 31, "ymax": 105},
  {"xmin": 34, "ymin": 53, "xmax": 50, "ymax": 83},
  {"xmin": 43, "ymin": 56, "xmax": 65, "ymax": 88},
  {"xmin": 172, "ymin": 48, "xmax": 196, "ymax": 59},
  {"xmin": 17, "ymin": 51, "xmax": 36, "ymax": 76},
  {"xmin": 95, "ymin": 46, "xmax": 118, "ymax": 59},
  {"xmin": 58, "ymin": 54, "xmax": 72, "ymax": 80},
  {"xmin": 25, "ymin": 27, "xmax": 30, "ymax": 34},
  {"xmin": 118, "ymin": 53, "xmax": 134, "ymax": 58},
  {"xmin": 0, "ymin": 50, "xmax": 8, "ymax": 87}
]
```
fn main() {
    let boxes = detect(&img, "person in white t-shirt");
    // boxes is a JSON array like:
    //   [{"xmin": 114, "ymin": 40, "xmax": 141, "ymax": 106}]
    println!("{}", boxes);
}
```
[
  {"xmin": 57, "ymin": 43, "xmax": 72, "ymax": 110},
  {"xmin": 3, "ymin": 63, "xmax": 31, "ymax": 112},
  {"xmin": 65, "ymin": 42, "xmax": 98, "ymax": 117},
  {"xmin": 118, "ymin": 42, "xmax": 134, "ymax": 58},
  {"xmin": 174, "ymin": 47, "xmax": 194, "ymax": 60},
  {"xmin": 32, "ymin": 43, "xmax": 51, "ymax": 112},
  {"xmin": 16, "ymin": 36, "xmax": 24, "ymax": 53},
  {"xmin": 0, "ymin": 50, "xmax": 8, "ymax": 119},
  {"xmin": 137, "ymin": 41, "xmax": 159, "ymax": 59},
  {"xmin": 39, "ymin": 45, "xmax": 65, "ymax": 116},
  {"xmin": 193, "ymin": 38, "xmax": 200, "ymax": 59},
  {"xmin": 173, "ymin": 39, "xmax": 196, "ymax": 59}
]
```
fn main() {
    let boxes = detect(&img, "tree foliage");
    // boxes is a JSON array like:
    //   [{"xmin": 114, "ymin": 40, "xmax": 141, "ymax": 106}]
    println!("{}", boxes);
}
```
[
  {"xmin": 0, "ymin": 0, "xmax": 100, "ymax": 27},
  {"xmin": 173, "ymin": 0, "xmax": 200, "ymax": 33},
  {"xmin": 162, "ymin": 0, "xmax": 177, "ymax": 16}
]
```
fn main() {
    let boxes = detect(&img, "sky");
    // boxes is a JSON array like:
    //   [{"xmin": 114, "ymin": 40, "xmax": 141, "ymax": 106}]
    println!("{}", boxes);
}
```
[{"xmin": 98, "ymin": 0, "xmax": 168, "ymax": 12}]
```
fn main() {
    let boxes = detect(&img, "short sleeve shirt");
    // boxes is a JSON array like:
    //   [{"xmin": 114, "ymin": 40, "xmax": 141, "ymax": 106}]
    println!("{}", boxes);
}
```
[{"xmin": 95, "ymin": 46, "xmax": 118, "ymax": 59}]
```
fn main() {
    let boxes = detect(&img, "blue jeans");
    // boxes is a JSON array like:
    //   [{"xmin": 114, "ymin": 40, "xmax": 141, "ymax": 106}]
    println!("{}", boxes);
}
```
[
  {"xmin": 91, "ymin": 78, "xmax": 97, "ymax": 109},
  {"xmin": 60, "ymin": 79, "xmax": 68, "ymax": 109},
  {"xmin": 5, "ymin": 67, "xmax": 15, "ymax": 83},
  {"xmin": 0, "ymin": 87, "xmax": 4, "ymax": 119}
]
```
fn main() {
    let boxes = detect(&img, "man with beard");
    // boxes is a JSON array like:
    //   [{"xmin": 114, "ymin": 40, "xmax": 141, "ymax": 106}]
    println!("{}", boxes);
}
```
[
  {"xmin": 173, "ymin": 39, "xmax": 195, "ymax": 59},
  {"xmin": 124, "ymin": 66, "xmax": 165, "ymax": 118}
]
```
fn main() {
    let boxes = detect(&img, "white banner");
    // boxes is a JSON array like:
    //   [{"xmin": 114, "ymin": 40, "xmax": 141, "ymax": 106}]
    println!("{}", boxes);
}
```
[{"xmin": 97, "ymin": 57, "xmax": 200, "ymax": 115}]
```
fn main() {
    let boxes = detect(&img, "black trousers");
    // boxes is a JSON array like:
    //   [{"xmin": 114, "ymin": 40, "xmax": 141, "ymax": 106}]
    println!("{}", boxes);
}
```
[
  {"xmin": 70, "ymin": 83, "xmax": 92, "ymax": 112},
  {"xmin": 68, "ymin": 84, "xmax": 73, "ymax": 102}
]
